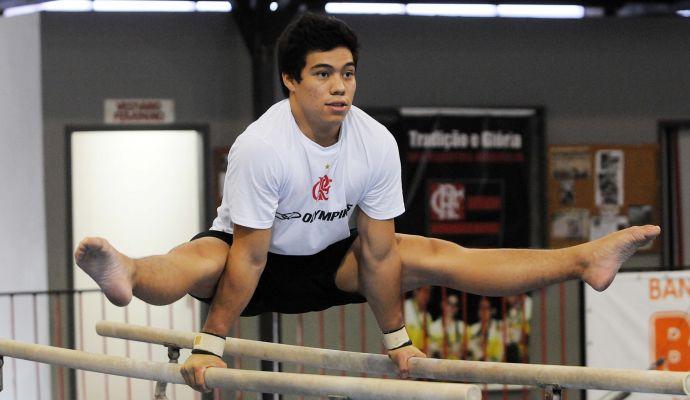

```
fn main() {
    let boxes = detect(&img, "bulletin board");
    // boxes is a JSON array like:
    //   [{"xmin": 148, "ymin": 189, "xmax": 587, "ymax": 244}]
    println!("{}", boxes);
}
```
[{"xmin": 547, "ymin": 144, "xmax": 660, "ymax": 252}]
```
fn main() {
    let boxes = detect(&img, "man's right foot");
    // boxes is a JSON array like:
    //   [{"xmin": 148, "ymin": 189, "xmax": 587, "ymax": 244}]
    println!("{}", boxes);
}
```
[{"xmin": 74, "ymin": 237, "xmax": 134, "ymax": 306}]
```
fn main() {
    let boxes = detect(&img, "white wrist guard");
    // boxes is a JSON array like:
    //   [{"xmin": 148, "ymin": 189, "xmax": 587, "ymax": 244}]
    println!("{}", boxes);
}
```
[
  {"xmin": 382, "ymin": 326, "xmax": 412, "ymax": 350},
  {"xmin": 192, "ymin": 332, "xmax": 226, "ymax": 358}
]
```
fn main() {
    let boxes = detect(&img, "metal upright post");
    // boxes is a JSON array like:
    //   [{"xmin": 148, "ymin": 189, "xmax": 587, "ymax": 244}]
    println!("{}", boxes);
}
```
[
  {"xmin": 544, "ymin": 385, "xmax": 563, "ymax": 400},
  {"xmin": 154, "ymin": 346, "xmax": 180, "ymax": 400}
]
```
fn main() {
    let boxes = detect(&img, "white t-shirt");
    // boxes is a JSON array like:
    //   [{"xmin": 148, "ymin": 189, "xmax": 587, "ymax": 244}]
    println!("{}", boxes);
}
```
[{"xmin": 211, "ymin": 99, "xmax": 405, "ymax": 255}]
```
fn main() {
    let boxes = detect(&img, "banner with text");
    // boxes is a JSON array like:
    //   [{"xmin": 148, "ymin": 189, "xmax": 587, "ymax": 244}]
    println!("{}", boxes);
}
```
[
  {"xmin": 370, "ymin": 107, "xmax": 543, "ymax": 367},
  {"xmin": 586, "ymin": 270, "xmax": 690, "ymax": 400},
  {"xmin": 395, "ymin": 108, "xmax": 541, "ymax": 248}
]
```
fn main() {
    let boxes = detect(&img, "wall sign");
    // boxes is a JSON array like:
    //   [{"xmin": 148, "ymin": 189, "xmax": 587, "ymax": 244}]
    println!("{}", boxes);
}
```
[{"xmin": 104, "ymin": 99, "xmax": 175, "ymax": 124}]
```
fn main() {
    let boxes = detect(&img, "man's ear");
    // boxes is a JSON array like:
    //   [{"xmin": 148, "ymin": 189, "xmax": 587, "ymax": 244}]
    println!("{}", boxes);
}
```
[{"xmin": 282, "ymin": 73, "xmax": 297, "ymax": 92}]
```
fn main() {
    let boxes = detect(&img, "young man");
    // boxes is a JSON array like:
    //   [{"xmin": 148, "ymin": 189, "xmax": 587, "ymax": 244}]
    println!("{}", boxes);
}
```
[{"xmin": 74, "ymin": 13, "xmax": 660, "ymax": 393}]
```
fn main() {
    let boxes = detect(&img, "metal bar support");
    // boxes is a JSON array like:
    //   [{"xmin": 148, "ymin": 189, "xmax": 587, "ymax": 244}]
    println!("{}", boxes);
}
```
[
  {"xmin": 154, "ymin": 346, "xmax": 180, "ymax": 400},
  {"xmin": 544, "ymin": 385, "xmax": 562, "ymax": 400}
]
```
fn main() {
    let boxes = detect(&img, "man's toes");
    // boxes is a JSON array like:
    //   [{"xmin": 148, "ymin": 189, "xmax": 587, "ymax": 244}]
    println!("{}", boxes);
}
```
[
  {"xmin": 74, "ymin": 246, "xmax": 87, "ymax": 262},
  {"xmin": 645, "ymin": 225, "xmax": 661, "ymax": 237}
]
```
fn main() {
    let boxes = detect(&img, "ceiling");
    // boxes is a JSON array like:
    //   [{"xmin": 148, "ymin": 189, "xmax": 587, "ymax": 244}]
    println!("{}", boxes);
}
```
[{"xmin": 0, "ymin": 0, "xmax": 688, "ymax": 17}]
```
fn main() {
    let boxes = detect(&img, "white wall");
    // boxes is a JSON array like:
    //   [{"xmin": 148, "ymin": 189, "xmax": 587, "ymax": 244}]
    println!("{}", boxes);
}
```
[
  {"xmin": 70, "ymin": 129, "xmax": 205, "ymax": 400},
  {"xmin": 0, "ymin": 13, "xmax": 51, "ymax": 400},
  {"xmin": 0, "ymin": 14, "xmax": 47, "ymax": 291}
]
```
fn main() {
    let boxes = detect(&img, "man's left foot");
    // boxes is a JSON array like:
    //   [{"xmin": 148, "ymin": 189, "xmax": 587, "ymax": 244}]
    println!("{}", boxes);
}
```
[{"xmin": 581, "ymin": 225, "xmax": 660, "ymax": 291}]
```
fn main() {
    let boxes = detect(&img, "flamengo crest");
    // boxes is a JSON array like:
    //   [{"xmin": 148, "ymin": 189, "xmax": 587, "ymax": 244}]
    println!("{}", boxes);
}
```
[{"xmin": 312, "ymin": 175, "xmax": 332, "ymax": 201}]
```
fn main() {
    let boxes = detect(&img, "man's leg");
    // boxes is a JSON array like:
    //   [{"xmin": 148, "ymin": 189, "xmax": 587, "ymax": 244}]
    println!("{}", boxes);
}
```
[
  {"xmin": 335, "ymin": 225, "xmax": 660, "ymax": 295},
  {"xmin": 397, "ymin": 225, "xmax": 660, "ymax": 294},
  {"xmin": 74, "ymin": 236, "xmax": 229, "ymax": 306}
]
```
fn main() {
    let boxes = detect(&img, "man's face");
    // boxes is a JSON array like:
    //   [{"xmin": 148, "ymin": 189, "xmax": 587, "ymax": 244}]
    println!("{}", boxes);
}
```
[
  {"xmin": 444, "ymin": 295, "xmax": 459, "ymax": 316},
  {"xmin": 284, "ymin": 46, "xmax": 356, "ymax": 127},
  {"xmin": 479, "ymin": 298, "xmax": 492, "ymax": 322}
]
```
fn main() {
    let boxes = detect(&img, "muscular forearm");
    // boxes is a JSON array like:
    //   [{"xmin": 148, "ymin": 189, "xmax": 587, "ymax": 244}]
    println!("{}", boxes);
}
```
[
  {"xmin": 360, "ymin": 245, "xmax": 427, "ymax": 376},
  {"xmin": 202, "ymin": 251, "xmax": 265, "ymax": 336},
  {"xmin": 182, "ymin": 226, "xmax": 269, "ymax": 393},
  {"xmin": 359, "ymin": 248, "xmax": 404, "ymax": 331},
  {"xmin": 357, "ymin": 215, "xmax": 425, "ymax": 374}
]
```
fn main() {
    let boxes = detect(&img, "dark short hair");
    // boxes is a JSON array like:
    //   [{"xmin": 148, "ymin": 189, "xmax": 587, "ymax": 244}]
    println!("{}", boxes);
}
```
[{"xmin": 277, "ymin": 12, "xmax": 360, "ymax": 97}]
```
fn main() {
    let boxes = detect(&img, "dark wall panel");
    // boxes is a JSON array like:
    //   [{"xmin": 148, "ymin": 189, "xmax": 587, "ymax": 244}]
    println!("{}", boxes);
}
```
[
  {"xmin": 343, "ymin": 16, "xmax": 690, "ymax": 144},
  {"xmin": 41, "ymin": 12, "xmax": 253, "ymax": 293}
]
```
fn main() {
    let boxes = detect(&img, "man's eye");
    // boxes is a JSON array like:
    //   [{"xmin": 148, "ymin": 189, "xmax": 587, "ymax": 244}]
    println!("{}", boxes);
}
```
[
  {"xmin": 317, "ymin": 71, "xmax": 329, "ymax": 78},
  {"xmin": 344, "ymin": 71, "xmax": 355, "ymax": 78}
]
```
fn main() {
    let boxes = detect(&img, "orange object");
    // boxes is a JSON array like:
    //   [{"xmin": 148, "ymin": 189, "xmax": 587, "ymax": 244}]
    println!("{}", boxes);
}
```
[{"xmin": 651, "ymin": 311, "xmax": 690, "ymax": 372}]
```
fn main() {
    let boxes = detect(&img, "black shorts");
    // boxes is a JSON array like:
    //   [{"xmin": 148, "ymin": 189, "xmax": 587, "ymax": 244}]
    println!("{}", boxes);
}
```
[{"xmin": 190, "ymin": 230, "xmax": 367, "ymax": 316}]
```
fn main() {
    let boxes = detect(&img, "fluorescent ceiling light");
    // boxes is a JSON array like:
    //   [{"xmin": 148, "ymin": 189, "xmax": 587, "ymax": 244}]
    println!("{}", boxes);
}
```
[
  {"xmin": 677, "ymin": 10, "xmax": 690, "ymax": 17},
  {"xmin": 497, "ymin": 4, "xmax": 585, "ymax": 18},
  {"xmin": 406, "ymin": 3, "xmax": 496, "ymax": 17},
  {"xmin": 3, "ymin": 3, "xmax": 44, "ymax": 16},
  {"xmin": 92, "ymin": 1, "xmax": 196, "ymax": 12},
  {"xmin": 195, "ymin": 1, "xmax": 232, "ymax": 12},
  {"xmin": 3, "ymin": 0, "xmax": 93, "ymax": 16},
  {"xmin": 2, "ymin": 0, "xmax": 586, "ymax": 19},
  {"xmin": 41, "ymin": 0, "xmax": 93, "ymax": 11},
  {"xmin": 3, "ymin": 0, "xmax": 232, "ymax": 16},
  {"xmin": 325, "ymin": 2, "xmax": 584, "ymax": 18},
  {"xmin": 325, "ymin": 2, "xmax": 406, "ymax": 15}
]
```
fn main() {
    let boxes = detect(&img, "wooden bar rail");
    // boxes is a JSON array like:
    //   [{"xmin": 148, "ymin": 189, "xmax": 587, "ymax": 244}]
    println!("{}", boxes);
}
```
[
  {"xmin": 0, "ymin": 337, "xmax": 481, "ymax": 400},
  {"xmin": 96, "ymin": 320, "xmax": 690, "ymax": 395}
]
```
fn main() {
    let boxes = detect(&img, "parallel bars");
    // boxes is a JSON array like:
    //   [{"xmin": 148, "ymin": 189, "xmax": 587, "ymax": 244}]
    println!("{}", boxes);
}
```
[
  {"xmin": 96, "ymin": 321, "xmax": 690, "ymax": 396},
  {"xmin": 0, "ymin": 337, "xmax": 481, "ymax": 400}
]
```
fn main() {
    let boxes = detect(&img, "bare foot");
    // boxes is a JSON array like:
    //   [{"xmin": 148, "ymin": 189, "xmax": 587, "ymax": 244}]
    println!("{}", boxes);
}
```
[
  {"xmin": 581, "ymin": 225, "xmax": 661, "ymax": 291},
  {"xmin": 74, "ymin": 237, "xmax": 134, "ymax": 306}
]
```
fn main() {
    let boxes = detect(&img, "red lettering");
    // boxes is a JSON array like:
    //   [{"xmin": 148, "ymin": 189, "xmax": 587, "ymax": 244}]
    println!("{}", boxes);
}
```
[
  {"xmin": 650, "ymin": 278, "xmax": 660, "ymax": 300},
  {"xmin": 679, "ymin": 279, "xmax": 690, "ymax": 297},
  {"xmin": 663, "ymin": 278, "xmax": 679, "ymax": 299}
]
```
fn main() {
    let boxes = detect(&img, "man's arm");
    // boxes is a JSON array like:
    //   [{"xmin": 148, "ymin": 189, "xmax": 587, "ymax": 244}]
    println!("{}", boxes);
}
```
[
  {"xmin": 181, "ymin": 224, "xmax": 271, "ymax": 392},
  {"xmin": 356, "ymin": 210, "xmax": 426, "ymax": 377}
]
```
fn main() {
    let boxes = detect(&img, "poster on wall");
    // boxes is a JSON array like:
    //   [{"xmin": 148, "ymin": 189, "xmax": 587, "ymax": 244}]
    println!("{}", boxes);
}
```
[
  {"xmin": 585, "ymin": 270, "xmax": 690, "ymax": 400},
  {"xmin": 369, "ymin": 107, "xmax": 543, "ymax": 366},
  {"xmin": 403, "ymin": 288, "xmax": 532, "ymax": 363},
  {"xmin": 547, "ymin": 144, "xmax": 660, "ymax": 251},
  {"xmin": 395, "ymin": 107, "xmax": 542, "ymax": 248},
  {"xmin": 594, "ymin": 149, "xmax": 624, "ymax": 207},
  {"xmin": 551, "ymin": 148, "xmax": 590, "ymax": 206}
]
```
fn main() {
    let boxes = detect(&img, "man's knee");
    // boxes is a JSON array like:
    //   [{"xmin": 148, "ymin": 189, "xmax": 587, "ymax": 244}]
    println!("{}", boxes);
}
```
[
  {"xmin": 170, "ymin": 237, "xmax": 229, "ymax": 271},
  {"xmin": 177, "ymin": 238, "xmax": 230, "ymax": 298},
  {"xmin": 398, "ymin": 234, "xmax": 442, "ymax": 259}
]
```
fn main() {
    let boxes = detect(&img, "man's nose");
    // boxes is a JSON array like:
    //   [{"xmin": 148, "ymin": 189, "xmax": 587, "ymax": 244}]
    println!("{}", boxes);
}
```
[{"xmin": 330, "ymin": 75, "xmax": 346, "ymax": 95}]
